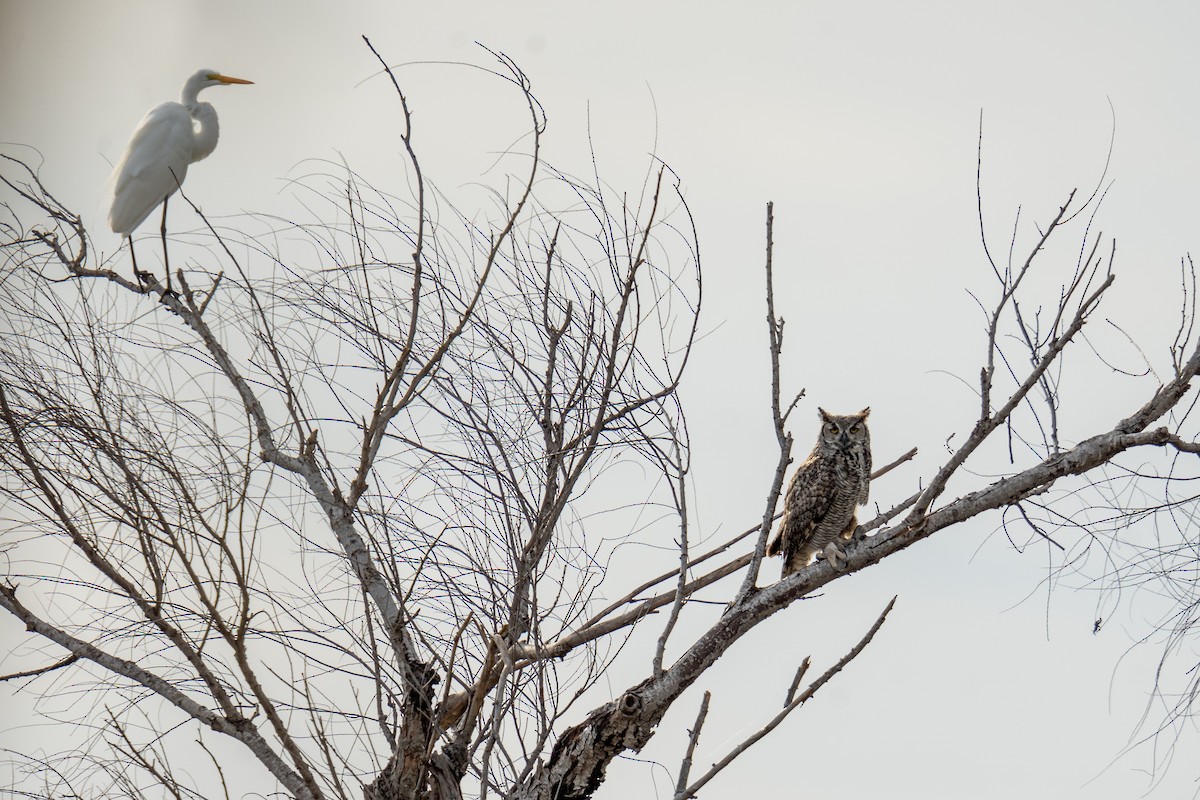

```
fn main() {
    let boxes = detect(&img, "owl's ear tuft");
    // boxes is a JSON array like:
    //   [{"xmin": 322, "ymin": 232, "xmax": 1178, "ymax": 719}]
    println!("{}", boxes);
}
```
[
  {"xmin": 818, "ymin": 407, "xmax": 831, "ymax": 421},
  {"xmin": 858, "ymin": 407, "xmax": 871, "ymax": 419}
]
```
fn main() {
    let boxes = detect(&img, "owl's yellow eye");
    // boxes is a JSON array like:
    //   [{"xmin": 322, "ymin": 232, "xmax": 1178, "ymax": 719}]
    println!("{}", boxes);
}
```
[
  {"xmin": 850, "ymin": 424, "xmax": 860, "ymax": 434},
  {"xmin": 826, "ymin": 424, "xmax": 839, "ymax": 434}
]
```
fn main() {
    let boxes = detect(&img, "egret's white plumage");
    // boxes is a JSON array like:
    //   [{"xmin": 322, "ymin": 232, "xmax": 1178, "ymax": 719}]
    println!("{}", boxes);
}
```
[{"xmin": 107, "ymin": 68, "xmax": 252, "ymax": 243}]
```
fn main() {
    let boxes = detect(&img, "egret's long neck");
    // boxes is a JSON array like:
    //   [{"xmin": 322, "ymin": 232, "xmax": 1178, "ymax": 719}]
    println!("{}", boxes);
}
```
[
  {"xmin": 189, "ymin": 103, "xmax": 220, "ymax": 162},
  {"xmin": 181, "ymin": 74, "xmax": 220, "ymax": 162}
]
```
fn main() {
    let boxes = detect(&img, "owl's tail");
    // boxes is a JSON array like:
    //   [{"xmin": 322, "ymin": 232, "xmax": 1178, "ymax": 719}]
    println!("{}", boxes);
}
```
[{"xmin": 765, "ymin": 532, "xmax": 782, "ymax": 557}]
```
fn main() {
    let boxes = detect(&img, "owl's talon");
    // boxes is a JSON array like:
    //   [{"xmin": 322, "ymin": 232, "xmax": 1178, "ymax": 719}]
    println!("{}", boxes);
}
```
[{"xmin": 823, "ymin": 542, "xmax": 848, "ymax": 572}]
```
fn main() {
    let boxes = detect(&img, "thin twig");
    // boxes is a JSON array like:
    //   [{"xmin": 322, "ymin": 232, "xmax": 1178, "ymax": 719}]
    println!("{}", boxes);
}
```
[
  {"xmin": 654, "ymin": 422, "xmax": 690, "ymax": 676},
  {"xmin": 783, "ymin": 657, "xmax": 811, "ymax": 707},
  {"xmin": 675, "ymin": 597, "xmax": 897, "ymax": 800},
  {"xmin": 871, "ymin": 446, "xmax": 917, "ymax": 481},
  {"xmin": 674, "ymin": 691, "xmax": 711, "ymax": 796},
  {"xmin": 735, "ymin": 201, "xmax": 795, "ymax": 603},
  {"xmin": 0, "ymin": 653, "xmax": 80, "ymax": 682}
]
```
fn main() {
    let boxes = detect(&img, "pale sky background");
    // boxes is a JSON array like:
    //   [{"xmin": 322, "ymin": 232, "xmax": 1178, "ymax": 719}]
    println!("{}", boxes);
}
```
[{"xmin": 3, "ymin": 2, "xmax": 1200, "ymax": 798}]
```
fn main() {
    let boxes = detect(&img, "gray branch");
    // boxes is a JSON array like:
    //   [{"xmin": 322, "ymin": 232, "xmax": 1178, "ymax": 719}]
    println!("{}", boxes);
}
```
[{"xmin": 0, "ymin": 584, "xmax": 313, "ymax": 800}]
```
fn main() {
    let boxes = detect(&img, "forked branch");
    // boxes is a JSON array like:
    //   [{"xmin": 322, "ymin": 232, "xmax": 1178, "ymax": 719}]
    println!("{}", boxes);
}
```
[{"xmin": 673, "ymin": 597, "xmax": 896, "ymax": 800}]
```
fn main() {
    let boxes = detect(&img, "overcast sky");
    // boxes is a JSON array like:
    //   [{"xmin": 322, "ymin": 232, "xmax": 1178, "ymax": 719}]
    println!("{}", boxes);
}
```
[{"xmin": 3, "ymin": 2, "xmax": 1200, "ymax": 798}]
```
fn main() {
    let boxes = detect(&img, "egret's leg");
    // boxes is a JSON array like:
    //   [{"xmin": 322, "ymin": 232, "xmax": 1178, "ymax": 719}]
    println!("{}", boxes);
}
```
[
  {"xmin": 128, "ymin": 236, "xmax": 151, "ymax": 291},
  {"xmin": 159, "ymin": 197, "xmax": 172, "ymax": 294}
]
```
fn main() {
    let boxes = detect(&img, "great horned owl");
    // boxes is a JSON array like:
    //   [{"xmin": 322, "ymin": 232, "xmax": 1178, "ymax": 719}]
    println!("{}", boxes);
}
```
[{"xmin": 766, "ymin": 408, "xmax": 872, "ymax": 577}]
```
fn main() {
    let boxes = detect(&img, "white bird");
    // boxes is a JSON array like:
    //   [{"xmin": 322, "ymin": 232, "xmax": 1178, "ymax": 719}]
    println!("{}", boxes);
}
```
[{"xmin": 107, "ymin": 68, "xmax": 253, "ymax": 293}]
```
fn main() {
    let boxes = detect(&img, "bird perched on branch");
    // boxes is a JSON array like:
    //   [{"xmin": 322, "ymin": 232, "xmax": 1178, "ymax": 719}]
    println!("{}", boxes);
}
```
[
  {"xmin": 107, "ymin": 68, "xmax": 253, "ymax": 293},
  {"xmin": 767, "ymin": 407, "xmax": 872, "ymax": 576}
]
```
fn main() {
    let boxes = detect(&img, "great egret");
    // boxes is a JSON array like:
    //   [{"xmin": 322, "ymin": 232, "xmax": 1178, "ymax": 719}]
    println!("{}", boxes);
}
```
[{"xmin": 107, "ymin": 68, "xmax": 253, "ymax": 293}]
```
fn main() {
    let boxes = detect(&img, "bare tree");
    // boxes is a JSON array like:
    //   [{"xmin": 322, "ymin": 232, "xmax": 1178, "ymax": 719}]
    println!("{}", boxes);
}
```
[{"xmin": 1, "ymin": 45, "xmax": 1198, "ymax": 799}]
